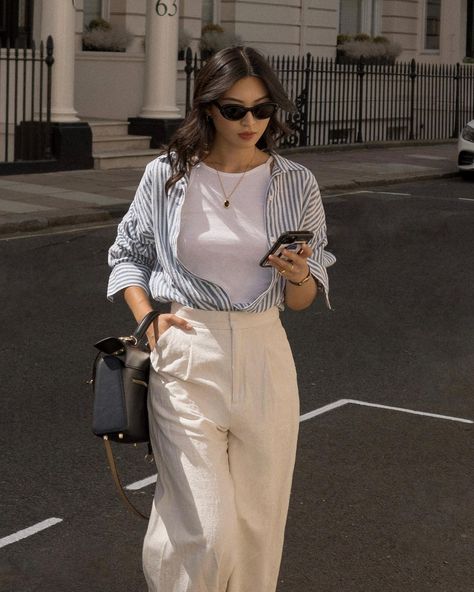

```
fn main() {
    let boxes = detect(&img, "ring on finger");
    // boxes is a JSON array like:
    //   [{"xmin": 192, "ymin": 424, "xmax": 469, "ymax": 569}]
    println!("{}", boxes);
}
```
[{"xmin": 279, "ymin": 269, "xmax": 286, "ymax": 276}]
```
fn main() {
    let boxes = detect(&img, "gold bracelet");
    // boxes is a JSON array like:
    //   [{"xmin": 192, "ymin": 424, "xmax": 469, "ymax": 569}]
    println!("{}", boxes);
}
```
[{"xmin": 288, "ymin": 268, "xmax": 312, "ymax": 286}]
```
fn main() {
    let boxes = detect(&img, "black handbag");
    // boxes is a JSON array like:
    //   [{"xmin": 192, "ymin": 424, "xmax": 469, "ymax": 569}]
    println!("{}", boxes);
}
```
[{"xmin": 90, "ymin": 309, "xmax": 160, "ymax": 519}]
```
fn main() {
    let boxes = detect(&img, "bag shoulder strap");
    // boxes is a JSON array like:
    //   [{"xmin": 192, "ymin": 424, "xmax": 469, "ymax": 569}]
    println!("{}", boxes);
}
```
[
  {"xmin": 99, "ymin": 310, "xmax": 161, "ymax": 520},
  {"xmin": 103, "ymin": 436, "xmax": 149, "ymax": 520}
]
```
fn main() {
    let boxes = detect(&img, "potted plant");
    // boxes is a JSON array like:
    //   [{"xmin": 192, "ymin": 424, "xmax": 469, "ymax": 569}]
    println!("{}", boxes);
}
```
[
  {"xmin": 82, "ymin": 18, "xmax": 133, "ymax": 52},
  {"xmin": 199, "ymin": 23, "xmax": 242, "ymax": 59},
  {"xmin": 337, "ymin": 34, "xmax": 402, "ymax": 65},
  {"xmin": 178, "ymin": 28, "xmax": 192, "ymax": 60}
]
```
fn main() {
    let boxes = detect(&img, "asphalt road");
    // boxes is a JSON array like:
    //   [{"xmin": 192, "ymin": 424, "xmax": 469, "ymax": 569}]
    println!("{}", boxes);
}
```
[{"xmin": 1, "ymin": 176, "xmax": 474, "ymax": 592}]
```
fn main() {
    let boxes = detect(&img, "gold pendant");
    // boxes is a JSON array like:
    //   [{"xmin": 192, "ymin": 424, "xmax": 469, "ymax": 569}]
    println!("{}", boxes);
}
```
[{"xmin": 224, "ymin": 200, "xmax": 230, "ymax": 208}]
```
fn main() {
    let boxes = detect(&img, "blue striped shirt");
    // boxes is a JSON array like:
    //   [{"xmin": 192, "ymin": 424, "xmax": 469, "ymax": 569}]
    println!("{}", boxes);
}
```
[{"xmin": 107, "ymin": 152, "xmax": 335, "ymax": 311}]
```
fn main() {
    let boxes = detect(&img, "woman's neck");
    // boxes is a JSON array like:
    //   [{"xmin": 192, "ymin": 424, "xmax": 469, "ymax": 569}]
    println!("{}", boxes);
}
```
[{"xmin": 203, "ymin": 145, "xmax": 262, "ymax": 173}]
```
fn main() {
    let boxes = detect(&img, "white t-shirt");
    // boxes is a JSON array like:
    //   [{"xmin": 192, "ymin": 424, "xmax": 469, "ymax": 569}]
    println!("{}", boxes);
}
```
[{"xmin": 177, "ymin": 157, "xmax": 273, "ymax": 305}]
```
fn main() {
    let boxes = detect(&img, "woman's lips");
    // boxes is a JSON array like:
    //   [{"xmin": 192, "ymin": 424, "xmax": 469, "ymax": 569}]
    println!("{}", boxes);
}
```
[{"xmin": 238, "ymin": 132, "xmax": 256, "ymax": 140}]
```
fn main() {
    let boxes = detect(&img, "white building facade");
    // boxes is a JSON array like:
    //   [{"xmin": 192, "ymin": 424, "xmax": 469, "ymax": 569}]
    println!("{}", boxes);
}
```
[{"xmin": 1, "ymin": 1, "xmax": 473, "ymax": 139}]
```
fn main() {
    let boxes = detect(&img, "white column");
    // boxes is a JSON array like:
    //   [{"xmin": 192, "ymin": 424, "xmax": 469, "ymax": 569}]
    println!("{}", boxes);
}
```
[
  {"xmin": 299, "ymin": 0, "xmax": 308, "ymax": 55},
  {"xmin": 41, "ymin": 0, "xmax": 79, "ymax": 122},
  {"xmin": 139, "ymin": 0, "xmax": 181, "ymax": 119}
]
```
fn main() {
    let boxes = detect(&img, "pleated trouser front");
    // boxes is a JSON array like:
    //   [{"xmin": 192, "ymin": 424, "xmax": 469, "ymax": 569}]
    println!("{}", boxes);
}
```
[{"xmin": 143, "ymin": 303, "xmax": 300, "ymax": 592}]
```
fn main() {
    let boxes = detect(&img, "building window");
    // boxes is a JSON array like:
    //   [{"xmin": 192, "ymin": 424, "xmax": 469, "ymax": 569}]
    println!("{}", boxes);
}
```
[
  {"xmin": 0, "ymin": 0, "xmax": 33, "ymax": 48},
  {"xmin": 202, "ymin": 0, "xmax": 216, "ymax": 25},
  {"xmin": 467, "ymin": 0, "xmax": 474, "ymax": 58},
  {"xmin": 339, "ymin": 0, "xmax": 379, "ymax": 37},
  {"xmin": 83, "ymin": 0, "xmax": 109, "ymax": 29},
  {"xmin": 339, "ymin": 0, "xmax": 361, "ymax": 36},
  {"xmin": 424, "ymin": 0, "xmax": 441, "ymax": 50}
]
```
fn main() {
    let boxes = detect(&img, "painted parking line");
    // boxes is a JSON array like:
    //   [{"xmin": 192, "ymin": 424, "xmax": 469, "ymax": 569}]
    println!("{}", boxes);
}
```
[
  {"xmin": 367, "ymin": 191, "xmax": 412, "ymax": 196},
  {"xmin": 300, "ymin": 398, "xmax": 473, "ymax": 424},
  {"xmin": 327, "ymin": 190, "xmax": 411, "ymax": 198},
  {"xmin": 126, "ymin": 474, "xmax": 157, "ymax": 491},
  {"xmin": 458, "ymin": 197, "xmax": 474, "ymax": 202},
  {"xmin": 325, "ymin": 190, "xmax": 370, "ymax": 198},
  {"xmin": 344, "ymin": 398, "xmax": 473, "ymax": 424},
  {"xmin": 0, "ymin": 517, "xmax": 63, "ymax": 549},
  {"xmin": 5, "ymin": 398, "xmax": 471, "ymax": 548},
  {"xmin": 126, "ymin": 398, "xmax": 473, "ymax": 492}
]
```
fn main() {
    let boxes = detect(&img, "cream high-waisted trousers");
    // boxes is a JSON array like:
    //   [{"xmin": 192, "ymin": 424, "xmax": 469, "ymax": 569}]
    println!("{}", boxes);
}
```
[{"xmin": 143, "ymin": 303, "xmax": 300, "ymax": 592}]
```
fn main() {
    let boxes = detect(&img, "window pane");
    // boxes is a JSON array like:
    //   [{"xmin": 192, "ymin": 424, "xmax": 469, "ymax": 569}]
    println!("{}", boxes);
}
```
[
  {"xmin": 18, "ymin": 0, "xmax": 26, "ymax": 27},
  {"xmin": 202, "ymin": 0, "xmax": 214, "ymax": 25},
  {"xmin": 425, "ymin": 0, "xmax": 441, "ymax": 50},
  {"xmin": 339, "ymin": 0, "xmax": 361, "ymax": 36},
  {"xmin": 84, "ymin": 0, "xmax": 102, "ymax": 28}
]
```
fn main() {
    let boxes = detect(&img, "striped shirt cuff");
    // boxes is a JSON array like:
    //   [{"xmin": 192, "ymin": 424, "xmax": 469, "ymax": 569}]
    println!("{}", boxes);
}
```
[
  {"xmin": 107, "ymin": 262, "xmax": 152, "ymax": 302},
  {"xmin": 307, "ymin": 258, "xmax": 332, "ymax": 310}
]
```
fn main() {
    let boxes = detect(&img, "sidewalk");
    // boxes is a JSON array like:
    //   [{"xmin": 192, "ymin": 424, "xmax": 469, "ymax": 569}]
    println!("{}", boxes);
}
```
[{"xmin": 0, "ymin": 141, "xmax": 459, "ymax": 236}]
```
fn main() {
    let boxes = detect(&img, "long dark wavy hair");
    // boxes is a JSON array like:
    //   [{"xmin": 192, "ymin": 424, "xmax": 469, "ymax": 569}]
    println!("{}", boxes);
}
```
[{"xmin": 165, "ymin": 46, "xmax": 296, "ymax": 193}]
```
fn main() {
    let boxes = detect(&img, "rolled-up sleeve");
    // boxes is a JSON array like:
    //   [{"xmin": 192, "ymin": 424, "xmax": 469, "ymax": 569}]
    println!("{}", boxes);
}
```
[
  {"xmin": 107, "ymin": 164, "xmax": 159, "ymax": 301},
  {"xmin": 301, "ymin": 172, "xmax": 336, "ymax": 309}
]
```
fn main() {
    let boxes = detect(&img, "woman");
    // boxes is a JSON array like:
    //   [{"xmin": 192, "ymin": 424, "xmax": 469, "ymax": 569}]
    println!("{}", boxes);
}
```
[{"xmin": 108, "ymin": 46, "xmax": 335, "ymax": 592}]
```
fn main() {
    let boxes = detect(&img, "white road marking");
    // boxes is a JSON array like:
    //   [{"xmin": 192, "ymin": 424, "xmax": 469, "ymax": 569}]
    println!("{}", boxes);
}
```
[
  {"xmin": 126, "ymin": 474, "xmax": 157, "ymax": 490},
  {"xmin": 368, "ymin": 191, "xmax": 411, "ymax": 196},
  {"xmin": 345, "ymin": 399, "xmax": 473, "ymax": 424},
  {"xmin": 0, "ymin": 518, "xmax": 63, "ymax": 549},
  {"xmin": 458, "ymin": 197, "xmax": 474, "ymax": 202},
  {"xmin": 127, "ymin": 399, "xmax": 472, "ymax": 492},
  {"xmin": 4, "ymin": 399, "xmax": 471, "ymax": 547},
  {"xmin": 327, "ymin": 190, "xmax": 411, "ymax": 198},
  {"xmin": 325, "ymin": 190, "xmax": 370, "ymax": 197},
  {"xmin": 299, "ymin": 398, "xmax": 473, "ymax": 425},
  {"xmin": 299, "ymin": 399, "xmax": 348, "ymax": 421}
]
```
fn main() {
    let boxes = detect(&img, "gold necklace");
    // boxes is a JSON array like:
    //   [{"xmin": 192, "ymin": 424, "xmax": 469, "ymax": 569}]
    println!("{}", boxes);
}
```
[{"xmin": 213, "ymin": 148, "xmax": 257, "ymax": 208}]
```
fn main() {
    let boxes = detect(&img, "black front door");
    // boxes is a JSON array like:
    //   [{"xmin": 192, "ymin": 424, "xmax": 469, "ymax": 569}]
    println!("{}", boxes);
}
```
[
  {"xmin": 0, "ymin": 0, "xmax": 33, "ymax": 48},
  {"xmin": 468, "ymin": 0, "xmax": 474, "ymax": 58}
]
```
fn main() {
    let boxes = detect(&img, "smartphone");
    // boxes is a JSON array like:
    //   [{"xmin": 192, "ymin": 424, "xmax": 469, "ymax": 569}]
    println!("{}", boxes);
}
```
[{"xmin": 259, "ymin": 231, "xmax": 314, "ymax": 267}]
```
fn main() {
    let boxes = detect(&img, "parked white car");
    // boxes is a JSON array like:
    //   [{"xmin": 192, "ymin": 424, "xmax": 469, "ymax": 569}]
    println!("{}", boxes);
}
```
[{"xmin": 458, "ymin": 120, "xmax": 474, "ymax": 176}]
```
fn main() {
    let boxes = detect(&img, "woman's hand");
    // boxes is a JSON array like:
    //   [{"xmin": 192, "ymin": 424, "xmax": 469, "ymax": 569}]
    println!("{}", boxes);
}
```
[
  {"xmin": 268, "ymin": 243, "xmax": 312, "ymax": 283},
  {"xmin": 269, "ymin": 244, "xmax": 317, "ymax": 311},
  {"xmin": 146, "ymin": 313, "xmax": 193, "ymax": 351}
]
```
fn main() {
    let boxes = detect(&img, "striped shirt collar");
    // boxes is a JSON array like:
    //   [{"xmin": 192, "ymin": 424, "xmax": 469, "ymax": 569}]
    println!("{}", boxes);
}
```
[{"xmin": 173, "ymin": 151, "xmax": 303, "ymax": 191}]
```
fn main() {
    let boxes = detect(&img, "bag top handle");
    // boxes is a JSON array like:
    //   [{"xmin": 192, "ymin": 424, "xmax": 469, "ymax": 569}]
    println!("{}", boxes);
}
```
[{"xmin": 132, "ymin": 309, "xmax": 161, "ymax": 343}]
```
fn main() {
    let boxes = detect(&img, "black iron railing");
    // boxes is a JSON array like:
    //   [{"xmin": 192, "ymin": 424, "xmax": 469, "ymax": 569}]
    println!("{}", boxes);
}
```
[
  {"xmin": 0, "ymin": 35, "xmax": 54, "ymax": 163},
  {"xmin": 183, "ymin": 49, "xmax": 474, "ymax": 148}
]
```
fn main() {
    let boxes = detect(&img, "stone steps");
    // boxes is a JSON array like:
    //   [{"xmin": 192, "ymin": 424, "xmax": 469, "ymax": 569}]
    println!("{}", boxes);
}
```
[
  {"xmin": 92, "ymin": 148, "xmax": 163, "ymax": 170},
  {"xmin": 93, "ymin": 135, "xmax": 151, "ymax": 153},
  {"xmin": 86, "ymin": 119, "xmax": 161, "ymax": 169}
]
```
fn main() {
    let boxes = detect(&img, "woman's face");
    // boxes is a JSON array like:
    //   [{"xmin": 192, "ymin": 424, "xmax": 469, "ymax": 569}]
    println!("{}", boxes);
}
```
[{"xmin": 208, "ymin": 76, "xmax": 273, "ymax": 151}]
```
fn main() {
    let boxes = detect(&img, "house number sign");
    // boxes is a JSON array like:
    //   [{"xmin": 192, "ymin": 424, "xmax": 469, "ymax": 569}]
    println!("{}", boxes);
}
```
[{"xmin": 155, "ymin": 1, "xmax": 177, "ymax": 16}]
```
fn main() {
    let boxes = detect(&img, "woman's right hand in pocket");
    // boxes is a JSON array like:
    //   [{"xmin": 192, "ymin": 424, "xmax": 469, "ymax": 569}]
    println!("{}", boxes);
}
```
[{"xmin": 147, "ymin": 313, "xmax": 193, "ymax": 351}]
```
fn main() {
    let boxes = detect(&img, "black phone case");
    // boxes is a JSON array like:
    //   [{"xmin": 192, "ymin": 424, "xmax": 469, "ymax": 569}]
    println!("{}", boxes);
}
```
[{"xmin": 259, "ymin": 231, "xmax": 314, "ymax": 267}]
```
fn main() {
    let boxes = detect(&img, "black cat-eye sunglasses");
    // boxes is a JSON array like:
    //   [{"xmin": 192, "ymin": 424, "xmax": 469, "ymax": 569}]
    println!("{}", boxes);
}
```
[{"xmin": 212, "ymin": 101, "xmax": 279, "ymax": 121}]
